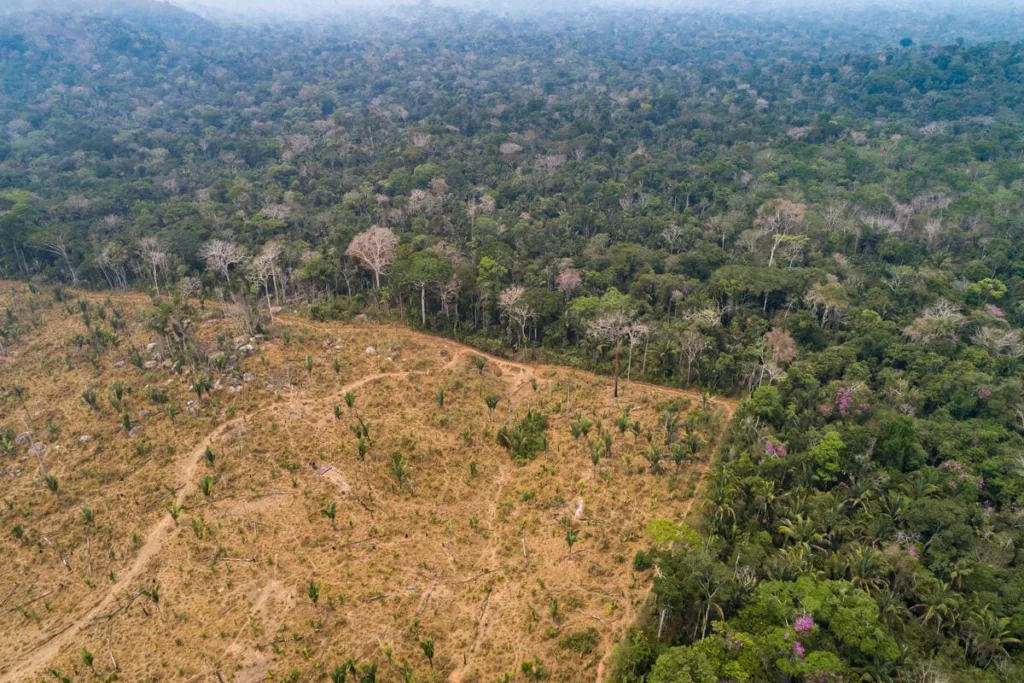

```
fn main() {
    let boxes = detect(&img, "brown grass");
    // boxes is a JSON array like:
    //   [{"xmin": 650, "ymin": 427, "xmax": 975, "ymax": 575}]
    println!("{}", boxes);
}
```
[{"xmin": 0, "ymin": 283, "xmax": 734, "ymax": 683}]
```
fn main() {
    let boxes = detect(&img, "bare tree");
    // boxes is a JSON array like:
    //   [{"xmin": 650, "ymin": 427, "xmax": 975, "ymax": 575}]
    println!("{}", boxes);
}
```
[
  {"xmin": 755, "ymin": 199, "xmax": 807, "ymax": 268},
  {"xmin": 137, "ymin": 237, "xmax": 169, "ymax": 295},
  {"xmin": 661, "ymin": 224, "xmax": 685, "ymax": 254},
  {"xmin": 199, "ymin": 239, "xmax": 246, "ymax": 286},
  {"xmin": 678, "ymin": 328, "xmax": 708, "ymax": 383},
  {"xmin": 178, "ymin": 276, "xmax": 202, "ymax": 300},
  {"xmin": 624, "ymin": 321, "xmax": 650, "ymax": 384},
  {"xmin": 345, "ymin": 226, "xmax": 398, "ymax": 289},
  {"xmin": 587, "ymin": 312, "xmax": 630, "ymax": 399},
  {"xmin": 498, "ymin": 285, "xmax": 535, "ymax": 346},
  {"xmin": 437, "ymin": 276, "xmax": 462, "ymax": 321},
  {"xmin": 247, "ymin": 244, "xmax": 280, "ymax": 321},
  {"xmin": 38, "ymin": 229, "xmax": 78, "ymax": 285},
  {"xmin": 96, "ymin": 242, "xmax": 128, "ymax": 289}
]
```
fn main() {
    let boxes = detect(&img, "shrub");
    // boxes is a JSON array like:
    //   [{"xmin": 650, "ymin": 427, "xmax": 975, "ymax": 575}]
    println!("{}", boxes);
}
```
[
  {"xmin": 497, "ymin": 410, "xmax": 549, "ymax": 464},
  {"xmin": 558, "ymin": 628, "xmax": 600, "ymax": 655}
]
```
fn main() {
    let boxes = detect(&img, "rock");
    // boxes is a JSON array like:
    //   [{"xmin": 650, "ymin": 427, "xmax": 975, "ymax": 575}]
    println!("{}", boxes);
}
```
[
  {"xmin": 146, "ymin": 342, "xmax": 158, "ymax": 353},
  {"xmin": 28, "ymin": 442, "xmax": 47, "ymax": 458},
  {"xmin": 228, "ymin": 385, "xmax": 243, "ymax": 394},
  {"xmin": 237, "ymin": 344, "xmax": 255, "ymax": 354},
  {"xmin": 242, "ymin": 373, "xmax": 256, "ymax": 383},
  {"xmin": 162, "ymin": 360, "xmax": 173, "ymax": 369},
  {"xmin": 128, "ymin": 426, "xmax": 143, "ymax": 438},
  {"xmin": 334, "ymin": 344, "xmax": 343, "ymax": 351},
  {"xmin": 78, "ymin": 435, "xmax": 92, "ymax": 444},
  {"xmin": 144, "ymin": 360, "xmax": 158, "ymax": 369},
  {"xmin": 114, "ymin": 360, "xmax": 126, "ymax": 368},
  {"xmin": 365, "ymin": 346, "xmax": 377, "ymax": 356},
  {"xmin": 14, "ymin": 432, "xmax": 30, "ymax": 446},
  {"xmin": 139, "ymin": 409, "xmax": 153, "ymax": 419}
]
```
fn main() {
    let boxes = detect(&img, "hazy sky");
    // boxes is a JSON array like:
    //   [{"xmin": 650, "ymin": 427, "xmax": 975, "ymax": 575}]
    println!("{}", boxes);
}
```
[{"xmin": 169, "ymin": 0, "xmax": 1022, "ymax": 20}]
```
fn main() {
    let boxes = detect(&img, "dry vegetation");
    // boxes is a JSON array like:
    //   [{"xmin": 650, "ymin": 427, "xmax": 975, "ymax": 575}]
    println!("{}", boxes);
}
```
[{"xmin": 0, "ymin": 282, "xmax": 734, "ymax": 683}]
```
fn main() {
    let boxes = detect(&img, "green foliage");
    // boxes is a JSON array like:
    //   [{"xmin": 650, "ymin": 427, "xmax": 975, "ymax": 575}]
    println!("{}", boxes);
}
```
[
  {"xmin": 558, "ymin": 628, "xmax": 600, "ymax": 655},
  {"xmin": 809, "ymin": 431, "xmax": 844, "ymax": 486},
  {"xmin": 496, "ymin": 410, "xmax": 549, "ymax": 464}
]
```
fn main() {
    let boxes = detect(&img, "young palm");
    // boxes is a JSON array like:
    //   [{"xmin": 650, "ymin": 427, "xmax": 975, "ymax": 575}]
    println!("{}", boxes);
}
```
[{"xmin": 321, "ymin": 501, "xmax": 338, "ymax": 530}]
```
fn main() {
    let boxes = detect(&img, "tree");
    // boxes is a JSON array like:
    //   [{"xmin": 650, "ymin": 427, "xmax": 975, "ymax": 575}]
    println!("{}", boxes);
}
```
[
  {"xmin": 587, "ymin": 311, "xmax": 629, "ymax": 399},
  {"xmin": 247, "ymin": 242, "xmax": 281, "ymax": 319},
  {"xmin": 35, "ymin": 227, "xmax": 78, "ymax": 285},
  {"xmin": 137, "ymin": 237, "xmax": 169, "ymax": 295},
  {"xmin": 199, "ymin": 239, "xmax": 246, "ymax": 286},
  {"xmin": 346, "ymin": 226, "xmax": 398, "ymax": 289},
  {"xmin": 498, "ymin": 285, "xmax": 535, "ymax": 346},
  {"xmin": 393, "ymin": 250, "xmax": 451, "ymax": 326},
  {"xmin": 419, "ymin": 638, "xmax": 435, "ymax": 668},
  {"xmin": 565, "ymin": 527, "xmax": 579, "ymax": 556},
  {"xmin": 321, "ymin": 501, "xmax": 337, "ymax": 529}
]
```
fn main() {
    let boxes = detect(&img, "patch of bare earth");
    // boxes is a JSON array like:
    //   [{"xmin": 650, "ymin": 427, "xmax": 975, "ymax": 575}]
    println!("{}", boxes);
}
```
[{"xmin": 0, "ymin": 284, "xmax": 735, "ymax": 682}]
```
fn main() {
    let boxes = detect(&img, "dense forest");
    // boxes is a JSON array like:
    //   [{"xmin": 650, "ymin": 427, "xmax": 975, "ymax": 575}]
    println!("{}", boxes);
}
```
[{"xmin": 5, "ymin": 1, "xmax": 1024, "ymax": 680}]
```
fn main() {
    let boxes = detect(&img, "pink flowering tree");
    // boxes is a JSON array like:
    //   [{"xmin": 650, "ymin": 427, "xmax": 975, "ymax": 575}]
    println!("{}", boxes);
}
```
[{"xmin": 556, "ymin": 269, "xmax": 582, "ymax": 295}]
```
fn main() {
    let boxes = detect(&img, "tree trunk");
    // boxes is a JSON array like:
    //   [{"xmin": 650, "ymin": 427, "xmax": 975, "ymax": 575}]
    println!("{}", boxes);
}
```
[
  {"xmin": 626, "ymin": 342, "xmax": 634, "ymax": 385},
  {"xmin": 613, "ymin": 339, "xmax": 620, "ymax": 400},
  {"xmin": 420, "ymin": 282, "xmax": 427, "ymax": 326}
]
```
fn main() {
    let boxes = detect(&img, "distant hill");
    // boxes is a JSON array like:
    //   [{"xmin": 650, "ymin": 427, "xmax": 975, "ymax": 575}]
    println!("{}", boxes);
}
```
[{"xmin": 1, "ymin": 0, "xmax": 219, "ymax": 43}]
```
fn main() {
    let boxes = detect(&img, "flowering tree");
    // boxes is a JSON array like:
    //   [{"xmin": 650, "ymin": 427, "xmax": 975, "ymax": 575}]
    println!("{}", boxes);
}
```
[
  {"xmin": 556, "ymin": 269, "xmax": 582, "ymax": 295},
  {"xmin": 345, "ymin": 226, "xmax": 398, "ymax": 289}
]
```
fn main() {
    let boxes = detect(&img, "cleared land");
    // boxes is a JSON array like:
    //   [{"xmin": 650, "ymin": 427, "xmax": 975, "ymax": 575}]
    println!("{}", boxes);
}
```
[{"xmin": 0, "ymin": 283, "xmax": 734, "ymax": 682}]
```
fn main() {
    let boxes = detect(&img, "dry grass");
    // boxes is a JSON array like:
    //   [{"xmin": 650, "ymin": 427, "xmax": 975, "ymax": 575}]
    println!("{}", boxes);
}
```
[{"xmin": 0, "ymin": 283, "xmax": 734, "ymax": 683}]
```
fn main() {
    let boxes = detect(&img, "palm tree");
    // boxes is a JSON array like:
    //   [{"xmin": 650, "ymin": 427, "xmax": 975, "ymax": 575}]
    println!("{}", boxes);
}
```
[
  {"xmin": 306, "ymin": 579, "xmax": 321, "ymax": 607},
  {"xmin": 565, "ymin": 528, "xmax": 579, "ymax": 556},
  {"xmin": 912, "ymin": 579, "xmax": 960, "ymax": 634},
  {"xmin": 321, "ymin": 501, "xmax": 337, "ymax": 530},
  {"xmin": 484, "ymin": 394, "xmax": 500, "ymax": 420},
  {"xmin": 419, "ymin": 638, "xmax": 435, "ymax": 668},
  {"xmin": 643, "ymin": 444, "xmax": 664, "ymax": 474},
  {"xmin": 966, "ymin": 605, "xmax": 1021, "ymax": 666},
  {"xmin": 776, "ymin": 514, "xmax": 826, "ymax": 553},
  {"xmin": 847, "ymin": 546, "xmax": 887, "ymax": 590}
]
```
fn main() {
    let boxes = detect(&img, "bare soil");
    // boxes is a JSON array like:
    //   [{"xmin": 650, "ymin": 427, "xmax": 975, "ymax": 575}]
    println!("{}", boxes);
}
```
[{"xmin": 0, "ymin": 283, "xmax": 735, "ymax": 683}]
